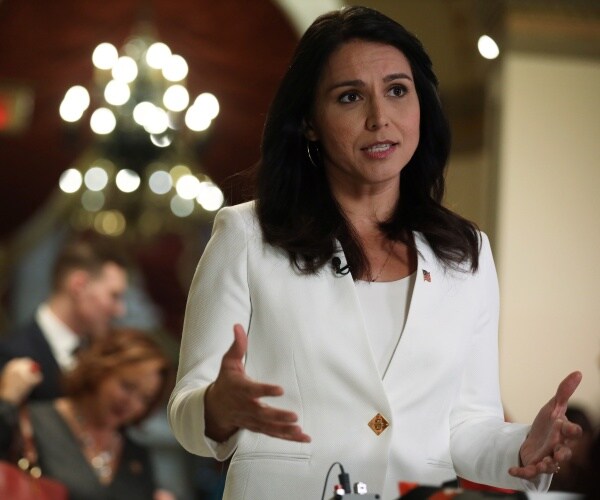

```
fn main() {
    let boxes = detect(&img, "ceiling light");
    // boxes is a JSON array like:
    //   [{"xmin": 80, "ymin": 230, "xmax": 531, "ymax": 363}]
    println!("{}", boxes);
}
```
[{"xmin": 478, "ymin": 35, "xmax": 500, "ymax": 60}]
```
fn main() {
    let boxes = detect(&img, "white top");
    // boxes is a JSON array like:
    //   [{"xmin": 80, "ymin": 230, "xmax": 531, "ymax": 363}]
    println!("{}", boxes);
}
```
[
  {"xmin": 36, "ymin": 303, "xmax": 80, "ymax": 371},
  {"xmin": 355, "ymin": 273, "xmax": 416, "ymax": 377}
]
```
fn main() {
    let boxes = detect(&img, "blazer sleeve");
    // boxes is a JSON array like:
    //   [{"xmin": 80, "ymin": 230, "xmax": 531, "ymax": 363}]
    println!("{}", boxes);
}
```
[
  {"xmin": 168, "ymin": 206, "xmax": 251, "ymax": 460},
  {"xmin": 449, "ymin": 233, "xmax": 551, "ymax": 491}
]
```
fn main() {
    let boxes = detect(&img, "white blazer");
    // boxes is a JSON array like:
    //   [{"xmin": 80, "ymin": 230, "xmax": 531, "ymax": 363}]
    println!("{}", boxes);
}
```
[{"xmin": 168, "ymin": 201, "xmax": 549, "ymax": 499}]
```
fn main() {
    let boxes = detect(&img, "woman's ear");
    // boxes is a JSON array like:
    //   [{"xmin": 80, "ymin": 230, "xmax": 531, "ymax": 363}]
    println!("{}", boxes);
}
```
[{"xmin": 302, "ymin": 118, "xmax": 319, "ymax": 142}]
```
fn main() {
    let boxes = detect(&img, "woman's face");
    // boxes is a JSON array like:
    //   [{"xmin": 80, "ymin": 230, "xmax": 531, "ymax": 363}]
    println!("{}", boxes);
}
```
[
  {"xmin": 92, "ymin": 359, "xmax": 163, "ymax": 429},
  {"xmin": 306, "ymin": 40, "xmax": 420, "ymax": 196}
]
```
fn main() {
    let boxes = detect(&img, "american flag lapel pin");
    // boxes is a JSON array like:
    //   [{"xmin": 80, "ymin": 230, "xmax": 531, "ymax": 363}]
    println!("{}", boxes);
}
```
[{"xmin": 422, "ymin": 269, "xmax": 431, "ymax": 282}]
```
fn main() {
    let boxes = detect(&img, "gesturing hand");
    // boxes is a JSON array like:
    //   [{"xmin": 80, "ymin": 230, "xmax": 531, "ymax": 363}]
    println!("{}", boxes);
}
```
[
  {"xmin": 509, "ymin": 371, "xmax": 583, "ymax": 480},
  {"xmin": 204, "ymin": 324, "xmax": 311, "ymax": 444}
]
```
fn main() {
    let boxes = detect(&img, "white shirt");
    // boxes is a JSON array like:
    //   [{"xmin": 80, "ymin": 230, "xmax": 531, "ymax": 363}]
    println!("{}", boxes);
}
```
[
  {"xmin": 355, "ymin": 272, "xmax": 416, "ymax": 377},
  {"xmin": 36, "ymin": 303, "xmax": 80, "ymax": 371}
]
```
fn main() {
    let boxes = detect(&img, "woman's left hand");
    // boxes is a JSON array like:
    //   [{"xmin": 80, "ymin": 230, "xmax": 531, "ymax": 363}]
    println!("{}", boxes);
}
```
[{"xmin": 509, "ymin": 371, "xmax": 583, "ymax": 480}]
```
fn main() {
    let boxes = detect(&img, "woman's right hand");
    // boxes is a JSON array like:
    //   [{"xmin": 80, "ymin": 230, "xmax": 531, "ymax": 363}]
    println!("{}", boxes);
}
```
[
  {"xmin": 204, "ymin": 324, "xmax": 311, "ymax": 443},
  {"xmin": 0, "ymin": 357, "xmax": 43, "ymax": 405}
]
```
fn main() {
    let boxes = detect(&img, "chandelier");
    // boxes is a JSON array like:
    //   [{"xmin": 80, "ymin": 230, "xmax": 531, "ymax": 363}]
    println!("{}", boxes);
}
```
[{"xmin": 56, "ymin": 24, "xmax": 224, "ymax": 238}]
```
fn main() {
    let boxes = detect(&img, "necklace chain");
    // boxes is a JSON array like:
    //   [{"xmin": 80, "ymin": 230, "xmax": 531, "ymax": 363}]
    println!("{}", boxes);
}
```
[
  {"xmin": 72, "ymin": 405, "xmax": 120, "ymax": 484},
  {"xmin": 371, "ymin": 244, "xmax": 393, "ymax": 282}
]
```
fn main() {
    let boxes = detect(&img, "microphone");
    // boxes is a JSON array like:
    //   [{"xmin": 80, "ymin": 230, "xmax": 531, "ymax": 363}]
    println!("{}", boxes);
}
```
[{"xmin": 331, "ymin": 256, "xmax": 350, "ymax": 276}]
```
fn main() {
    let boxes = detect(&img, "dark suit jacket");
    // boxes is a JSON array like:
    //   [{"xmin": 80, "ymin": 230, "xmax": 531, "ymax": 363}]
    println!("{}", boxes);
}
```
[{"xmin": 0, "ymin": 320, "xmax": 63, "ymax": 400}]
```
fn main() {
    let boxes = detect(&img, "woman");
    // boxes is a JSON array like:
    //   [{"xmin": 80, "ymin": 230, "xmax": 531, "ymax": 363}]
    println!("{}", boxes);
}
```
[
  {"xmin": 168, "ymin": 6, "xmax": 582, "ymax": 499},
  {"xmin": 0, "ymin": 328, "xmax": 175, "ymax": 500}
]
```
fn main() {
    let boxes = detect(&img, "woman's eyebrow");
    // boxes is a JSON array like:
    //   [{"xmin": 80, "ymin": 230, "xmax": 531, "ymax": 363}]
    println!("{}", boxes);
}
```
[
  {"xmin": 326, "ymin": 72, "xmax": 413, "ymax": 92},
  {"xmin": 326, "ymin": 79, "xmax": 364, "ymax": 92},
  {"xmin": 384, "ymin": 72, "xmax": 413, "ymax": 82}
]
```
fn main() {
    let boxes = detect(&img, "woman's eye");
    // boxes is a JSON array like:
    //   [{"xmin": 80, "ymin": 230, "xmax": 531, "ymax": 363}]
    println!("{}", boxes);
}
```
[
  {"xmin": 339, "ymin": 92, "xmax": 361, "ymax": 103},
  {"xmin": 388, "ymin": 85, "xmax": 407, "ymax": 97}
]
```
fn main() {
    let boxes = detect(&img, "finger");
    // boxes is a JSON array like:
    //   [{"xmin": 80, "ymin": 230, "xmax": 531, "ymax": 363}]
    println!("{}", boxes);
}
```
[
  {"xmin": 243, "ymin": 417, "xmax": 311, "ymax": 443},
  {"xmin": 264, "ymin": 426, "xmax": 311, "ymax": 443},
  {"xmin": 230, "ymin": 397, "xmax": 298, "ymax": 424},
  {"xmin": 553, "ymin": 445, "xmax": 572, "ymax": 463},
  {"xmin": 538, "ymin": 456, "xmax": 562, "ymax": 475},
  {"xmin": 253, "ymin": 404, "xmax": 299, "ymax": 424},
  {"xmin": 509, "ymin": 454, "xmax": 555, "ymax": 479},
  {"xmin": 242, "ymin": 381, "xmax": 285, "ymax": 399},
  {"xmin": 223, "ymin": 324, "xmax": 248, "ymax": 364},
  {"xmin": 232, "ymin": 402, "xmax": 305, "ymax": 434},
  {"xmin": 554, "ymin": 371, "xmax": 582, "ymax": 408},
  {"xmin": 561, "ymin": 420, "xmax": 582, "ymax": 439},
  {"xmin": 509, "ymin": 459, "xmax": 557, "ymax": 479},
  {"xmin": 508, "ymin": 464, "xmax": 540, "ymax": 479}
]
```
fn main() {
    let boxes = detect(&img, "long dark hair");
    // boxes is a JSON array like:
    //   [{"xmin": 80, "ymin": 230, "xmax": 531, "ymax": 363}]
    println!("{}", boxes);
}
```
[{"xmin": 256, "ymin": 6, "xmax": 480, "ymax": 276}]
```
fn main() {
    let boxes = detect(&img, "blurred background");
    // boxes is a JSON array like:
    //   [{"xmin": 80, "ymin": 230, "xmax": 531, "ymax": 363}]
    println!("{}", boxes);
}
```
[{"xmin": 0, "ymin": 0, "xmax": 599, "ymax": 497}]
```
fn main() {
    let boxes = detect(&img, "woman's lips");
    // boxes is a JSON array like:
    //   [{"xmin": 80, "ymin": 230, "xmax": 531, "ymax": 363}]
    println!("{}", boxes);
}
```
[{"xmin": 361, "ymin": 142, "xmax": 398, "ymax": 159}]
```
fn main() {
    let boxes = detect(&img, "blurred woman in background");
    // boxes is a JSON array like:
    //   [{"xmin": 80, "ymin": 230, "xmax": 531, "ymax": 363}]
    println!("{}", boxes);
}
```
[{"xmin": 0, "ymin": 327, "xmax": 175, "ymax": 500}]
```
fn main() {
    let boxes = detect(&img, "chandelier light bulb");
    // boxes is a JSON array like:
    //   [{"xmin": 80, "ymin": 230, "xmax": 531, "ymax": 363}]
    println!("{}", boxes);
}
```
[
  {"xmin": 60, "ymin": 100, "xmax": 84, "ymax": 123},
  {"xmin": 84, "ymin": 166, "xmax": 109, "ymax": 191},
  {"xmin": 176, "ymin": 174, "xmax": 201, "ymax": 200},
  {"xmin": 94, "ymin": 210, "xmax": 126, "ymax": 236},
  {"xmin": 59, "ymin": 168, "xmax": 83, "ymax": 193},
  {"xmin": 92, "ymin": 43, "xmax": 119, "ymax": 70},
  {"xmin": 143, "ymin": 106, "xmax": 169, "ymax": 134},
  {"xmin": 112, "ymin": 56, "xmax": 138, "ymax": 83},
  {"xmin": 197, "ymin": 181, "xmax": 224, "ymax": 211},
  {"xmin": 148, "ymin": 170, "xmax": 173, "ymax": 194},
  {"xmin": 163, "ymin": 84, "xmax": 190, "ymax": 112},
  {"xmin": 150, "ymin": 133, "xmax": 173, "ymax": 148},
  {"xmin": 104, "ymin": 80, "xmax": 131, "ymax": 106},
  {"xmin": 146, "ymin": 42, "xmax": 171, "ymax": 69},
  {"xmin": 65, "ymin": 85, "xmax": 91, "ymax": 109},
  {"xmin": 170, "ymin": 195, "xmax": 194, "ymax": 217},
  {"xmin": 133, "ymin": 101, "xmax": 155, "ymax": 127},
  {"xmin": 90, "ymin": 107, "xmax": 117, "ymax": 135},
  {"xmin": 81, "ymin": 190, "xmax": 105, "ymax": 212},
  {"xmin": 194, "ymin": 93, "xmax": 220, "ymax": 119},
  {"xmin": 59, "ymin": 85, "xmax": 90, "ymax": 122},
  {"xmin": 169, "ymin": 164, "xmax": 191, "ymax": 181},
  {"xmin": 162, "ymin": 54, "xmax": 189, "ymax": 82},
  {"xmin": 185, "ymin": 105, "xmax": 211, "ymax": 132},
  {"xmin": 115, "ymin": 169, "xmax": 141, "ymax": 192}
]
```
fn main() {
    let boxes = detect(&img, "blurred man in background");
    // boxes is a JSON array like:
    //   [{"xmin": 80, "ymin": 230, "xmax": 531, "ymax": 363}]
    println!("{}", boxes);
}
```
[{"xmin": 0, "ymin": 237, "xmax": 128, "ymax": 400}]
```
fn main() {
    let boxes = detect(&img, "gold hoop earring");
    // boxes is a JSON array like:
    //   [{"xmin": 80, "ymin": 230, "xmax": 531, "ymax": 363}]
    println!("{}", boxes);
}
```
[{"xmin": 306, "ymin": 141, "xmax": 319, "ymax": 168}]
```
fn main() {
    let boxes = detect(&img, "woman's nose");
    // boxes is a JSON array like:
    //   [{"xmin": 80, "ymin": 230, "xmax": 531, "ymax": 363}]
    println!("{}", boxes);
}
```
[{"xmin": 365, "ymin": 98, "xmax": 388, "ymax": 130}]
